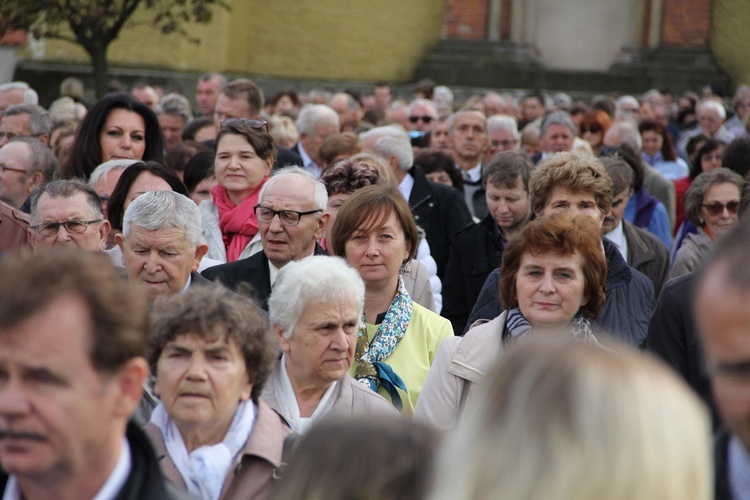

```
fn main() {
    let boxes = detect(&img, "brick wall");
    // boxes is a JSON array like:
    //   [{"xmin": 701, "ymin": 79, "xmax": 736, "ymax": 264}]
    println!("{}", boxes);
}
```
[
  {"xmin": 442, "ymin": 0, "xmax": 488, "ymax": 39},
  {"xmin": 661, "ymin": 0, "xmax": 712, "ymax": 46}
]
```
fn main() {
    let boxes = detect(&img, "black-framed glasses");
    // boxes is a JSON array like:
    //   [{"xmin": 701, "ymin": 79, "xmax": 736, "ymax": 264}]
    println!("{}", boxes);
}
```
[
  {"xmin": 31, "ymin": 219, "xmax": 103, "ymax": 237},
  {"xmin": 0, "ymin": 165, "xmax": 28, "ymax": 176},
  {"xmin": 408, "ymin": 115, "xmax": 434, "ymax": 124},
  {"xmin": 220, "ymin": 118, "xmax": 269, "ymax": 133},
  {"xmin": 580, "ymin": 125, "xmax": 602, "ymax": 134},
  {"xmin": 254, "ymin": 205, "xmax": 321, "ymax": 226},
  {"xmin": 702, "ymin": 201, "xmax": 740, "ymax": 216}
]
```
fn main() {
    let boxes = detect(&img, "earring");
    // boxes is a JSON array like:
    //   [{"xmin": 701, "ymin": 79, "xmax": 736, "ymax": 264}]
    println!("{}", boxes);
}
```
[{"xmin": 400, "ymin": 259, "xmax": 411, "ymax": 274}]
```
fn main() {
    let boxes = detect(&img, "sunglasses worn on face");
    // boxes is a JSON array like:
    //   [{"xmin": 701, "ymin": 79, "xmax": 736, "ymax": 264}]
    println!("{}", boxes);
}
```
[
  {"xmin": 409, "ymin": 116, "xmax": 434, "ymax": 124},
  {"xmin": 221, "ymin": 118, "xmax": 270, "ymax": 133},
  {"xmin": 702, "ymin": 201, "xmax": 740, "ymax": 216},
  {"xmin": 580, "ymin": 125, "xmax": 602, "ymax": 134}
]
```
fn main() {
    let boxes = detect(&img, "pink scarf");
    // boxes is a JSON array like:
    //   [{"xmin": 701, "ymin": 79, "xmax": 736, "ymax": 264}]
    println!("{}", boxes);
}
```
[{"xmin": 213, "ymin": 177, "xmax": 267, "ymax": 262}]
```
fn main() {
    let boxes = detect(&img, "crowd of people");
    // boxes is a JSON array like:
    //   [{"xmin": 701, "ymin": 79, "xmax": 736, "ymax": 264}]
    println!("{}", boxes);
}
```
[{"xmin": 1, "ymin": 74, "xmax": 750, "ymax": 499}]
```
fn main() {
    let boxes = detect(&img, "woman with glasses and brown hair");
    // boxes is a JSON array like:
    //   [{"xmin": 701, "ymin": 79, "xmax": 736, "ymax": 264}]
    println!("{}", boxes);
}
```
[
  {"xmin": 578, "ymin": 109, "xmax": 611, "ymax": 156},
  {"xmin": 200, "ymin": 119, "xmax": 277, "ymax": 263},
  {"xmin": 669, "ymin": 167, "xmax": 743, "ymax": 279}
]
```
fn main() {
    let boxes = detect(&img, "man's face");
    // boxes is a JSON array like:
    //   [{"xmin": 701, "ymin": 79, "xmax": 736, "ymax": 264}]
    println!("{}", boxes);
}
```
[
  {"xmin": 32, "ymin": 192, "xmax": 109, "ymax": 252},
  {"xmin": 487, "ymin": 128, "xmax": 518, "ymax": 157},
  {"xmin": 541, "ymin": 124, "xmax": 574, "ymax": 154},
  {"xmin": 696, "ymin": 268, "xmax": 750, "ymax": 450},
  {"xmin": 484, "ymin": 95, "xmax": 505, "ymax": 117},
  {"xmin": 373, "ymin": 86, "xmax": 391, "ymax": 109},
  {"xmin": 117, "ymin": 225, "xmax": 207, "ymax": 300},
  {"xmin": 90, "ymin": 169, "xmax": 125, "ymax": 213},
  {"xmin": 214, "ymin": 93, "xmax": 252, "ymax": 132},
  {"xmin": 131, "ymin": 87, "xmax": 158, "ymax": 110},
  {"xmin": 0, "ymin": 296, "xmax": 127, "ymax": 481},
  {"xmin": 602, "ymin": 187, "xmax": 632, "ymax": 234},
  {"xmin": 450, "ymin": 111, "xmax": 488, "ymax": 164},
  {"xmin": 407, "ymin": 103, "xmax": 437, "ymax": 132},
  {"xmin": 486, "ymin": 178, "xmax": 530, "ymax": 234},
  {"xmin": 301, "ymin": 122, "xmax": 339, "ymax": 165},
  {"xmin": 0, "ymin": 141, "xmax": 36, "ymax": 209},
  {"xmin": 698, "ymin": 108, "xmax": 723, "ymax": 137},
  {"xmin": 522, "ymin": 97, "xmax": 544, "ymax": 122},
  {"xmin": 158, "ymin": 114, "xmax": 185, "ymax": 150},
  {"xmin": 329, "ymin": 95, "xmax": 360, "ymax": 133},
  {"xmin": 278, "ymin": 296, "xmax": 359, "ymax": 389},
  {"xmin": 196, "ymin": 77, "xmax": 222, "ymax": 117},
  {"xmin": 258, "ymin": 175, "xmax": 329, "ymax": 268},
  {"xmin": 431, "ymin": 119, "xmax": 452, "ymax": 151},
  {"xmin": 0, "ymin": 113, "xmax": 32, "ymax": 147}
]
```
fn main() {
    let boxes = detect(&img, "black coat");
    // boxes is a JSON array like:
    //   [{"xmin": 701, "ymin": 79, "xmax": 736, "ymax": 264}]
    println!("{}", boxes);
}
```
[
  {"xmin": 466, "ymin": 239, "xmax": 655, "ymax": 346},
  {"xmin": 622, "ymin": 220, "xmax": 670, "ymax": 297},
  {"xmin": 408, "ymin": 165, "xmax": 473, "ymax": 279},
  {"xmin": 441, "ymin": 214, "xmax": 505, "ymax": 335},
  {"xmin": 201, "ymin": 244, "xmax": 327, "ymax": 311}
]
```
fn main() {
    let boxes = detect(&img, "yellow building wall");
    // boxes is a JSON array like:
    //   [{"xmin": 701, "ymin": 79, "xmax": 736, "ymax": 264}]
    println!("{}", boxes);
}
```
[
  {"xmin": 26, "ymin": 0, "xmax": 443, "ymax": 82},
  {"xmin": 713, "ymin": 0, "xmax": 750, "ymax": 87}
]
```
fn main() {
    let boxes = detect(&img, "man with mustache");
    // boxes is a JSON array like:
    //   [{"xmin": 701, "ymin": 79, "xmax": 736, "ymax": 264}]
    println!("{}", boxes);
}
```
[{"xmin": 0, "ymin": 249, "xmax": 182, "ymax": 499}]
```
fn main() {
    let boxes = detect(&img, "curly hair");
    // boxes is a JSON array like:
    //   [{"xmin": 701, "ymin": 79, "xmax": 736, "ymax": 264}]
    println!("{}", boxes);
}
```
[{"xmin": 321, "ymin": 158, "xmax": 386, "ymax": 196}]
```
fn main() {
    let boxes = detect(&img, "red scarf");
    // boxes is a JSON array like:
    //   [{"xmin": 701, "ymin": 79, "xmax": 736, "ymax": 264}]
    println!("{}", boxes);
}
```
[{"xmin": 213, "ymin": 177, "xmax": 267, "ymax": 262}]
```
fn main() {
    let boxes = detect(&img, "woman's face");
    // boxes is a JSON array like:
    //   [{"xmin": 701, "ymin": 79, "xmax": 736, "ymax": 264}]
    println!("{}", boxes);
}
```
[
  {"xmin": 154, "ymin": 332, "xmax": 251, "ymax": 445},
  {"xmin": 344, "ymin": 210, "xmax": 411, "ymax": 289},
  {"xmin": 215, "ymin": 133, "xmax": 272, "ymax": 203},
  {"xmin": 99, "ymin": 109, "xmax": 146, "ymax": 162},
  {"xmin": 274, "ymin": 96, "xmax": 295, "ymax": 114},
  {"xmin": 701, "ymin": 182, "xmax": 741, "ymax": 239},
  {"xmin": 580, "ymin": 124, "xmax": 603, "ymax": 149},
  {"xmin": 701, "ymin": 146, "xmax": 723, "ymax": 173},
  {"xmin": 325, "ymin": 192, "xmax": 349, "ymax": 249},
  {"xmin": 426, "ymin": 170, "xmax": 454, "ymax": 187},
  {"xmin": 191, "ymin": 175, "xmax": 218, "ymax": 205},
  {"xmin": 642, "ymin": 130, "xmax": 664, "ymax": 157},
  {"xmin": 124, "ymin": 172, "xmax": 172, "ymax": 212},
  {"xmin": 515, "ymin": 251, "xmax": 588, "ymax": 331}
]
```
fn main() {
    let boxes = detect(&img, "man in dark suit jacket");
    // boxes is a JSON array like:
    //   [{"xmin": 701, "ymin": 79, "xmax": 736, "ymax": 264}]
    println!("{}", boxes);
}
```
[
  {"xmin": 694, "ymin": 218, "xmax": 750, "ymax": 500},
  {"xmin": 116, "ymin": 190, "xmax": 209, "ymax": 302},
  {"xmin": 361, "ymin": 126, "xmax": 473, "ymax": 278},
  {"xmin": 203, "ymin": 167, "xmax": 331, "ymax": 310}
]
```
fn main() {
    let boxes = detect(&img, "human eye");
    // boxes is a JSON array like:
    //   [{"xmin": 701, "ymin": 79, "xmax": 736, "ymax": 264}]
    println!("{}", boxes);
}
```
[
  {"xmin": 160, "ymin": 250, "xmax": 177, "ymax": 257},
  {"xmin": 132, "ymin": 133, "xmax": 145, "ymax": 142},
  {"xmin": 64, "ymin": 220, "xmax": 87, "ymax": 232},
  {"xmin": 579, "ymin": 202, "xmax": 595, "ymax": 210},
  {"xmin": 555, "ymin": 270, "xmax": 573, "ymax": 279},
  {"xmin": 279, "ymin": 210, "xmax": 300, "ymax": 225},
  {"xmin": 27, "ymin": 368, "xmax": 65, "ymax": 386},
  {"xmin": 525, "ymin": 268, "xmax": 543, "ymax": 277},
  {"xmin": 107, "ymin": 129, "xmax": 122, "ymax": 137}
]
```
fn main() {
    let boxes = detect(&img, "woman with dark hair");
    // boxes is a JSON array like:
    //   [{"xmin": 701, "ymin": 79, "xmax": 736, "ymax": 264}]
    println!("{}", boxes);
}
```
[
  {"xmin": 271, "ymin": 90, "xmax": 300, "ymax": 117},
  {"xmin": 639, "ymin": 118, "xmax": 689, "ymax": 180},
  {"xmin": 414, "ymin": 150, "xmax": 463, "ymax": 190},
  {"xmin": 183, "ymin": 152, "xmax": 217, "ymax": 205},
  {"xmin": 200, "ymin": 119, "xmax": 276, "ymax": 263},
  {"xmin": 59, "ymin": 93, "xmax": 164, "ymax": 180}
]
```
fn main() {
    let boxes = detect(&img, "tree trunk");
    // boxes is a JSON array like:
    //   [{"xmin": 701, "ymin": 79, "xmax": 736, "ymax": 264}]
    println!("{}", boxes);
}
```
[{"xmin": 86, "ymin": 42, "xmax": 109, "ymax": 99}]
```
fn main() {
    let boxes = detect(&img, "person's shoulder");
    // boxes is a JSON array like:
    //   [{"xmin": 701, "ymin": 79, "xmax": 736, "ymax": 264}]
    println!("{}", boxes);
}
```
[
  {"xmin": 202, "ymin": 251, "xmax": 265, "ymax": 279},
  {"xmin": 626, "ymin": 221, "xmax": 669, "ymax": 253},
  {"xmin": 347, "ymin": 377, "xmax": 399, "ymax": 415}
]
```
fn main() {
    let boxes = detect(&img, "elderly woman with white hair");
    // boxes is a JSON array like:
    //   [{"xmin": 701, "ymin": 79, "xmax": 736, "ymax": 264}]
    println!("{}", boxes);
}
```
[{"xmin": 263, "ymin": 255, "xmax": 397, "ymax": 433}]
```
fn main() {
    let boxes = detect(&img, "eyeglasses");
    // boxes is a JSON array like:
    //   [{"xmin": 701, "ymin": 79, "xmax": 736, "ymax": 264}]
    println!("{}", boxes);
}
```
[
  {"xmin": 31, "ymin": 219, "xmax": 103, "ymax": 237},
  {"xmin": 0, "ymin": 132, "xmax": 42, "ymax": 142},
  {"xmin": 408, "ymin": 116, "xmax": 434, "ymax": 124},
  {"xmin": 580, "ymin": 125, "xmax": 602, "ymax": 134},
  {"xmin": 0, "ymin": 165, "xmax": 28, "ymax": 177},
  {"xmin": 254, "ymin": 205, "xmax": 322, "ymax": 226},
  {"xmin": 220, "ymin": 118, "xmax": 269, "ymax": 133},
  {"xmin": 702, "ymin": 201, "xmax": 740, "ymax": 216}
]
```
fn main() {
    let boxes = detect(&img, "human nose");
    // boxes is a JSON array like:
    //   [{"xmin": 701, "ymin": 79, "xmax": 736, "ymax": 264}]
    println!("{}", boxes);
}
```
[
  {"xmin": 538, "ymin": 272, "xmax": 555, "ymax": 293},
  {"xmin": 185, "ymin": 355, "xmax": 208, "ymax": 380},
  {"xmin": 268, "ymin": 213, "xmax": 284, "ymax": 232},
  {"xmin": 329, "ymin": 328, "xmax": 350, "ymax": 351},
  {"xmin": 364, "ymin": 238, "xmax": 380, "ymax": 257},
  {"xmin": 0, "ymin": 377, "xmax": 31, "ymax": 418},
  {"xmin": 143, "ymin": 252, "xmax": 162, "ymax": 273},
  {"xmin": 55, "ymin": 225, "xmax": 72, "ymax": 243}
]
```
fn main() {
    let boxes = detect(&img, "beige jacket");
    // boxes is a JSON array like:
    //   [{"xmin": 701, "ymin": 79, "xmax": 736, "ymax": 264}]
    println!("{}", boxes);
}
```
[
  {"xmin": 144, "ymin": 399, "xmax": 290, "ymax": 500},
  {"xmin": 262, "ymin": 370, "xmax": 399, "ymax": 428},
  {"xmin": 413, "ymin": 312, "xmax": 506, "ymax": 431}
]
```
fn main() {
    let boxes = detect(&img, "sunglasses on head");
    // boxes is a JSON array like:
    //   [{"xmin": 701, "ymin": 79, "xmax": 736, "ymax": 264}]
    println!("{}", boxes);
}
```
[
  {"xmin": 580, "ymin": 125, "xmax": 602, "ymax": 134},
  {"xmin": 702, "ymin": 200, "xmax": 740, "ymax": 216},
  {"xmin": 221, "ymin": 118, "xmax": 270, "ymax": 133},
  {"xmin": 409, "ymin": 115, "xmax": 434, "ymax": 124}
]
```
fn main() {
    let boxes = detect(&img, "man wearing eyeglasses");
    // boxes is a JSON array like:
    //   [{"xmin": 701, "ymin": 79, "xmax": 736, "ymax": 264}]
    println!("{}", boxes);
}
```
[
  {"xmin": 407, "ymin": 99, "xmax": 437, "ymax": 133},
  {"xmin": 0, "ymin": 137, "xmax": 57, "ymax": 211},
  {"xmin": 0, "ymin": 104, "xmax": 52, "ymax": 147},
  {"xmin": 203, "ymin": 167, "xmax": 330, "ymax": 310},
  {"xmin": 450, "ymin": 109, "xmax": 490, "ymax": 218},
  {"xmin": 29, "ymin": 179, "xmax": 110, "ymax": 252}
]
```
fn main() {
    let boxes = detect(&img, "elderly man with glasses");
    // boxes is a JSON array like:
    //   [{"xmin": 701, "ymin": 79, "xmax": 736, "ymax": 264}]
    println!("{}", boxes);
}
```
[
  {"xmin": 203, "ymin": 166, "xmax": 330, "ymax": 310},
  {"xmin": 0, "ymin": 137, "xmax": 57, "ymax": 211},
  {"xmin": 29, "ymin": 179, "xmax": 110, "ymax": 252},
  {"xmin": 0, "ymin": 104, "xmax": 52, "ymax": 147}
]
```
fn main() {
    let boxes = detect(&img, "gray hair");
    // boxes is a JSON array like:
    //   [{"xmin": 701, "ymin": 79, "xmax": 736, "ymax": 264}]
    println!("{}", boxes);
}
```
[
  {"xmin": 122, "ymin": 190, "xmax": 201, "ymax": 246},
  {"xmin": 268, "ymin": 255, "xmax": 365, "ymax": 339},
  {"xmin": 684, "ymin": 167, "xmax": 743, "ymax": 228},
  {"xmin": 697, "ymin": 99, "xmax": 727, "ymax": 121},
  {"xmin": 540, "ymin": 111, "xmax": 575, "ymax": 137},
  {"xmin": 89, "ymin": 159, "xmax": 137, "ymax": 188},
  {"xmin": 0, "ymin": 82, "xmax": 38, "ymax": 106},
  {"xmin": 408, "ymin": 98, "xmax": 437, "ymax": 117},
  {"xmin": 373, "ymin": 131, "xmax": 413, "ymax": 172},
  {"xmin": 487, "ymin": 114, "xmax": 518, "ymax": 135},
  {"xmin": 295, "ymin": 104, "xmax": 340, "ymax": 136},
  {"xmin": 608, "ymin": 121, "xmax": 643, "ymax": 151},
  {"xmin": 259, "ymin": 166, "xmax": 328, "ymax": 212},
  {"xmin": 2, "ymin": 104, "xmax": 53, "ymax": 137},
  {"xmin": 29, "ymin": 179, "xmax": 102, "ymax": 224},
  {"xmin": 8, "ymin": 137, "xmax": 57, "ymax": 182},
  {"xmin": 157, "ymin": 93, "xmax": 193, "ymax": 124},
  {"xmin": 198, "ymin": 72, "xmax": 227, "ymax": 88}
]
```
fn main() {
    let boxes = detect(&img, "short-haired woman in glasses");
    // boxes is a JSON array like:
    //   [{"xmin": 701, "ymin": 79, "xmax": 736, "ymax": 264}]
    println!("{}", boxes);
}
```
[
  {"xmin": 200, "ymin": 119, "xmax": 277, "ymax": 263},
  {"xmin": 669, "ymin": 167, "xmax": 743, "ymax": 279}
]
